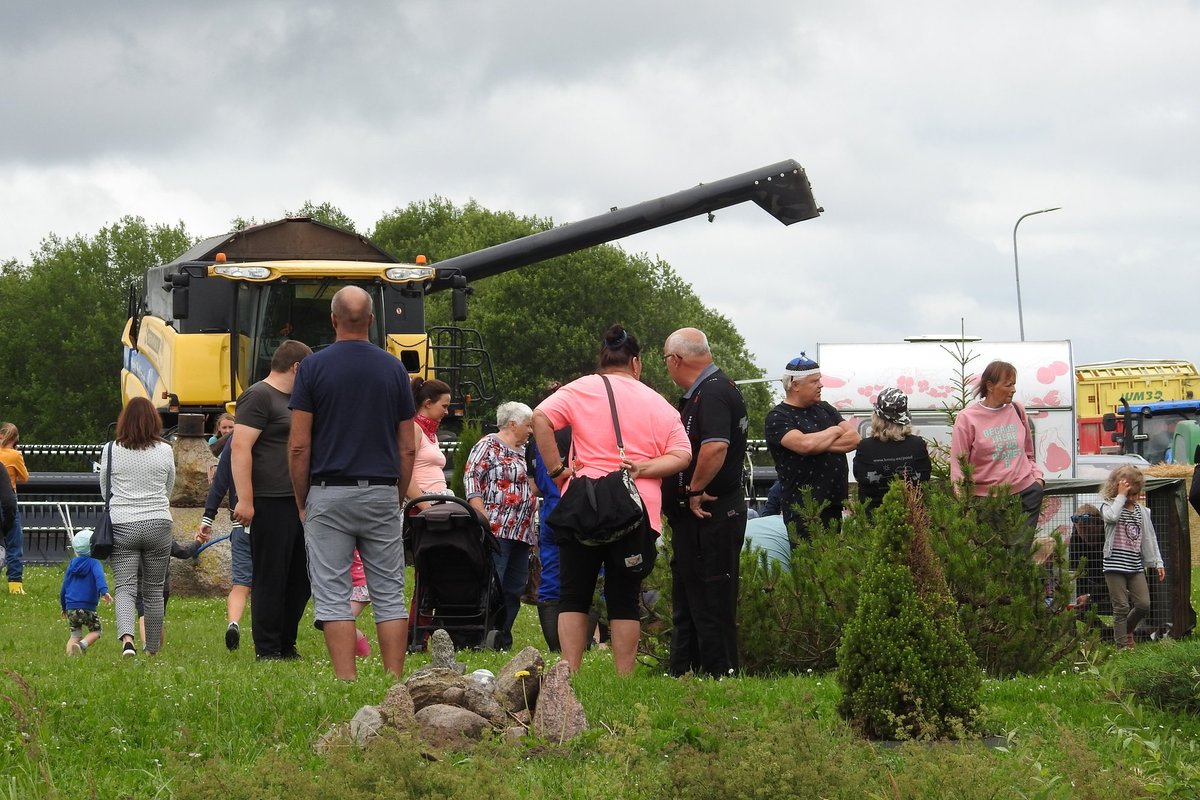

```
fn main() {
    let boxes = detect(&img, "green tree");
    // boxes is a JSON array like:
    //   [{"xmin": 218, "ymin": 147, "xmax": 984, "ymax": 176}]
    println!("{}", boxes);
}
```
[
  {"xmin": 371, "ymin": 199, "xmax": 772, "ymax": 429},
  {"xmin": 837, "ymin": 481, "xmax": 982, "ymax": 740},
  {"xmin": 0, "ymin": 217, "xmax": 193, "ymax": 442}
]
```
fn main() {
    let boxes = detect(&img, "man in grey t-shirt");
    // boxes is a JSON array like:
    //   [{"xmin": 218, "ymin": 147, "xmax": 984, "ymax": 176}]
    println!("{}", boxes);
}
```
[{"xmin": 232, "ymin": 339, "xmax": 312, "ymax": 660}]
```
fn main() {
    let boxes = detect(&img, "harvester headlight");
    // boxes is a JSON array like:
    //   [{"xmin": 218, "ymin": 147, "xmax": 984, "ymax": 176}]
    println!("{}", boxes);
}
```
[
  {"xmin": 214, "ymin": 265, "xmax": 272, "ymax": 280},
  {"xmin": 385, "ymin": 266, "xmax": 435, "ymax": 282}
]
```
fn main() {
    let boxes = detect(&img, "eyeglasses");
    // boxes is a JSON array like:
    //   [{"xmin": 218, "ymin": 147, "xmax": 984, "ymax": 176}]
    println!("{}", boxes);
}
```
[
  {"xmin": 662, "ymin": 353, "xmax": 681, "ymax": 363},
  {"xmin": 1070, "ymin": 514, "xmax": 1095, "ymax": 522}
]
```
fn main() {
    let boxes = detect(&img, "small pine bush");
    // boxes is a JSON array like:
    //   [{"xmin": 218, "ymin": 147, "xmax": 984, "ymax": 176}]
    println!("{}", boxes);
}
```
[
  {"xmin": 450, "ymin": 418, "xmax": 483, "ymax": 499},
  {"xmin": 836, "ymin": 481, "xmax": 982, "ymax": 740},
  {"xmin": 928, "ymin": 474, "xmax": 1084, "ymax": 676},
  {"xmin": 735, "ymin": 507, "xmax": 874, "ymax": 674}
]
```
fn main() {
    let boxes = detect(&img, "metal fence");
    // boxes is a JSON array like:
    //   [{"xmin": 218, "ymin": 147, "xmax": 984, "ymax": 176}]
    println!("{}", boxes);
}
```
[
  {"xmin": 1040, "ymin": 478, "xmax": 1194, "ymax": 640},
  {"xmin": 16, "ymin": 498, "xmax": 107, "ymax": 564}
]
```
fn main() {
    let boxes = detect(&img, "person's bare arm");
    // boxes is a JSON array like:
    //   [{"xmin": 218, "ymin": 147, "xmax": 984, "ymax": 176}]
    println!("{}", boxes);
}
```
[
  {"xmin": 625, "ymin": 449, "xmax": 692, "ymax": 479},
  {"xmin": 685, "ymin": 441, "xmax": 730, "ymax": 519},
  {"xmin": 532, "ymin": 410, "xmax": 571, "ymax": 488},
  {"xmin": 231, "ymin": 423, "xmax": 261, "ymax": 527},
  {"xmin": 397, "ymin": 415, "xmax": 417, "ymax": 503},
  {"xmin": 288, "ymin": 410, "xmax": 313, "ymax": 514},
  {"xmin": 828, "ymin": 420, "xmax": 862, "ymax": 454}
]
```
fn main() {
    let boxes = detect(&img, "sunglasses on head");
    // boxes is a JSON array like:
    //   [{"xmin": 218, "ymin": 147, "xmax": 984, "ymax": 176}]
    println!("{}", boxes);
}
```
[{"xmin": 1070, "ymin": 513, "xmax": 1095, "ymax": 522}]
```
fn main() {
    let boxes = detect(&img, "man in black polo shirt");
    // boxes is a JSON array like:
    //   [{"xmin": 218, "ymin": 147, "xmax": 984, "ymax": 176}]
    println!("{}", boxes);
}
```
[
  {"xmin": 232, "ymin": 339, "xmax": 313, "ymax": 660},
  {"xmin": 288, "ymin": 286, "xmax": 416, "ymax": 680},
  {"xmin": 764, "ymin": 354, "xmax": 861, "ymax": 541},
  {"xmin": 662, "ymin": 327, "xmax": 749, "ymax": 678}
]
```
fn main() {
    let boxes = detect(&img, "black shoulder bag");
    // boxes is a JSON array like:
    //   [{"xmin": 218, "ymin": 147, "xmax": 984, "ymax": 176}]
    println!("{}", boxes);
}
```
[
  {"xmin": 91, "ymin": 442, "xmax": 116, "ymax": 560},
  {"xmin": 546, "ymin": 376, "xmax": 645, "ymax": 546}
]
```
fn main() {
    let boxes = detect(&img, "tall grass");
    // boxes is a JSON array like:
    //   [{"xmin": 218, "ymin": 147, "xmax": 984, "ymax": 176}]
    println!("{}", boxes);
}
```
[{"xmin": 1, "ymin": 565, "xmax": 1199, "ymax": 798}]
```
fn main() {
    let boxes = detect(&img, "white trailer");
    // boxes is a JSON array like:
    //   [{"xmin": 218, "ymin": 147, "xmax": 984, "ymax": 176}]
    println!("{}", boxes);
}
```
[{"xmin": 816, "ymin": 340, "xmax": 1077, "ymax": 479}]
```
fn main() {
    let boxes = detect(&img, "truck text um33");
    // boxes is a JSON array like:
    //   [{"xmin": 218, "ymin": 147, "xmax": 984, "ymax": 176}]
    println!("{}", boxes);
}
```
[{"xmin": 120, "ymin": 160, "xmax": 822, "ymax": 430}]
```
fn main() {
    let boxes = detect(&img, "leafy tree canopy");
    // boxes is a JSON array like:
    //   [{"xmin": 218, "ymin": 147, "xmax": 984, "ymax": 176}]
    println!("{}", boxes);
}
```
[
  {"xmin": 372, "ymin": 198, "xmax": 772, "ymax": 430},
  {"xmin": 3, "ymin": 199, "xmax": 770, "ymax": 442},
  {"xmin": 0, "ymin": 217, "xmax": 194, "ymax": 442}
]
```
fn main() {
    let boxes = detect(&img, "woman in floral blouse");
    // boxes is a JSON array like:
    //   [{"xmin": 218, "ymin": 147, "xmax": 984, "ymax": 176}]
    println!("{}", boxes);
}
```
[{"xmin": 464, "ymin": 401, "xmax": 537, "ymax": 650}]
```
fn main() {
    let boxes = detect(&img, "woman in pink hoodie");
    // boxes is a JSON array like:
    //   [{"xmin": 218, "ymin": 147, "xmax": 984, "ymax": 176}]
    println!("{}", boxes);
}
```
[{"xmin": 950, "ymin": 360, "xmax": 1045, "ymax": 532}]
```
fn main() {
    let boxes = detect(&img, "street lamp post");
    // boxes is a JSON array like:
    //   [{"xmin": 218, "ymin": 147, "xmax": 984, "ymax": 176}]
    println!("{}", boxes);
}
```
[{"xmin": 1012, "ymin": 207, "xmax": 1061, "ymax": 341}]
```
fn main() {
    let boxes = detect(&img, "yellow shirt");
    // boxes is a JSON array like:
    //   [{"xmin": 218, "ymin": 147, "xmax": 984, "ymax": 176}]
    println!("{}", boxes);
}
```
[{"xmin": 0, "ymin": 448, "xmax": 28, "ymax": 491}]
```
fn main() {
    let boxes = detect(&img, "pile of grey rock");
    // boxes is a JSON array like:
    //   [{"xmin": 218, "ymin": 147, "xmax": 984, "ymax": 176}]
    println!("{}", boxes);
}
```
[{"xmin": 315, "ymin": 629, "xmax": 589, "ymax": 753}]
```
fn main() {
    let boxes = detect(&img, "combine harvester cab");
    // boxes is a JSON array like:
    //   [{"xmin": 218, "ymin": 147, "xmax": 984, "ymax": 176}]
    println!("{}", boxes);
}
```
[{"xmin": 122, "ymin": 160, "xmax": 822, "ymax": 432}]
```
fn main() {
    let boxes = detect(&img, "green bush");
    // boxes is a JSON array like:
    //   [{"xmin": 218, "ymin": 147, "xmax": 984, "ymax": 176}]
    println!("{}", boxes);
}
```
[
  {"xmin": 1109, "ymin": 639, "xmax": 1200, "ymax": 714},
  {"xmin": 449, "ymin": 418, "xmax": 482, "ymax": 499},
  {"xmin": 735, "ymin": 508, "xmax": 874, "ymax": 675},
  {"xmin": 836, "ymin": 481, "xmax": 982, "ymax": 741},
  {"xmin": 927, "ymin": 477, "xmax": 1085, "ymax": 676}
]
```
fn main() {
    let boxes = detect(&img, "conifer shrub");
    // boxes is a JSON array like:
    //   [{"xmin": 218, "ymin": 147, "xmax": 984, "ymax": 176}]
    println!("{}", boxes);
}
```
[
  {"xmin": 449, "ymin": 418, "xmax": 483, "ymax": 499},
  {"xmin": 735, "ymin": 503, "xmax": 875, "ymax": 674},
  {"xmin": 926, "ymin": 475, "xmax": 1083, "ymax": 676},
  {"xmin": 836, "ymin": 481, "xmax": 982, "ymax": 740}
]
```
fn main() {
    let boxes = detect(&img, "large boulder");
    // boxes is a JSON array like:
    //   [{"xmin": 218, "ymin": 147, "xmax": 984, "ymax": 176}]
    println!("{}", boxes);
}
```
[
  {"xmin": 532, "ymin": 661, "xmax": 588, "ymax": 742},
  {"xmin": 429, "ymin": 629, "xmax": 467, "ymax": 674},
  {"xmin": 350, "ymin": 705, "xmax": 385, "ymax": 748},
  {"xmin": 415, "ymin": 704, "xmax": 491, "ymax": 750},
  {"xmin": 166, "ymin": 507, "xmax": 232, "ymax": 597},
  {"xmin": 171, "ymin": 436, "xmax": 216, "ymax": 507},
  {"xmin": 404, "ymin": 667, "xmax": 507, "ymax": 724},
  {"xmin": 379, "ymin": 683, "xmax": 417, "ymax": 731},
  {"xmin": 495, "ymin": 647, "xmax": 543, "ymax": 714}
]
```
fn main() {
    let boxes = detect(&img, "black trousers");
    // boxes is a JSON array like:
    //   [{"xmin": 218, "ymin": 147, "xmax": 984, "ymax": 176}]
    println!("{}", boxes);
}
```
[
  {"xmin": 668, "ymin": 501, "xmax": 746, "ymax": 677},
  {"xmin": 249, "ymin": 496, "xmax": 311, "ymax": 658}
]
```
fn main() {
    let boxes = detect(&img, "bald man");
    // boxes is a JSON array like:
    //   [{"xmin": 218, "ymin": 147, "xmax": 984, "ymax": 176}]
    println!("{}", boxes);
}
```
[
  {"xmin": 662, "ymin": 327, "xmax": 749, "ymax": 678},
  {"xmin": 289, "ymin": 286, "xmax": 417, "ymax": 680}
]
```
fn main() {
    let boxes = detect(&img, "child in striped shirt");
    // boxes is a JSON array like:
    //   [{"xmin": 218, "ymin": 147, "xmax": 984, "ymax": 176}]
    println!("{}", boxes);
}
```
[{"xmin": 1100, "ymin": 466, "xmax": 1165, "ymax": 649}]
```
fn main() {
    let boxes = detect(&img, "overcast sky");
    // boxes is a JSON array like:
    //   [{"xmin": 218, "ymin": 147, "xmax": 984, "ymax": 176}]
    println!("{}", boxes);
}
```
[{"xmin": 3, "ymin": 1, "xmax": 1198, "ymax": 382}]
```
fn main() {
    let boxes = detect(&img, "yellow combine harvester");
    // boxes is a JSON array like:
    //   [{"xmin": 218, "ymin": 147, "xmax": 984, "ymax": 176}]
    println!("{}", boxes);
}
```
[{"xmin": 121, "ymin": 160, "xmax": 822, "ymax": 431}]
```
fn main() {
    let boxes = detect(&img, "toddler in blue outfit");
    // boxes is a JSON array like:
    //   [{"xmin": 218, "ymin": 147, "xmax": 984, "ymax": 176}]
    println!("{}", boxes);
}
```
[{"xmin": 60, "ymin": 529, "xmax": 113, "ymax": 655}]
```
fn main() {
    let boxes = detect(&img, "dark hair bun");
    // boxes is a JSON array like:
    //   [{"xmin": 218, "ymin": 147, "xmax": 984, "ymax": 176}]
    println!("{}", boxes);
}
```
[{"xmin": 604, "ymin": 325, "xmax": 628, "ymax": 350}]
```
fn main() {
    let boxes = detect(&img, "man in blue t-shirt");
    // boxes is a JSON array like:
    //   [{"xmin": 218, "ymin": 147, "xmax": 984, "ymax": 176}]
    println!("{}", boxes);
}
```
[{"xmin": 289, "ymin": 286, "xmax": 416, "ymax": 680}]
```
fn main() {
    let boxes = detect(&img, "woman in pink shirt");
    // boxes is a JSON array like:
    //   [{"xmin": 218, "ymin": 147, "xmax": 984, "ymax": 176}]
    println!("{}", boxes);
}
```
[
  {"xmin": 950, "ymin": 360, "xmax": 1045, "ymax": 532},
  {"xmin": 533, "ymin": 325, "xmax": 691, "ymax": 675},
  {"xmin": 403, "ymin": 377, "xmax": 453, "ymax": 507}
]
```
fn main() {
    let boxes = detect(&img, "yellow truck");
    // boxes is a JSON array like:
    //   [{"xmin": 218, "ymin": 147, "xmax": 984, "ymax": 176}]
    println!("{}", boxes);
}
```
[{"xmin": 1076, "ymin": 359, "xmax": 1200, "ymax": 459}]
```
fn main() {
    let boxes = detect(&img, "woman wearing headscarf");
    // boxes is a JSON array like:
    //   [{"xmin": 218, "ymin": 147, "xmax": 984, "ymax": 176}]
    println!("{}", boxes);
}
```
[
  {"xmin": 852, "ymin": 388, "xmax": 931, "ymax": 509},
  {"xmin": 532, "ymin": 324, "xmax": 691, "ymax": 675}
]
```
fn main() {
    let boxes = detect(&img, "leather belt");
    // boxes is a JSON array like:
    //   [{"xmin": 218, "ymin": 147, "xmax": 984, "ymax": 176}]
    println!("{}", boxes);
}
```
[{"xmin": 313, "ymin": 477, "xmax": 396, "ymax": 487}]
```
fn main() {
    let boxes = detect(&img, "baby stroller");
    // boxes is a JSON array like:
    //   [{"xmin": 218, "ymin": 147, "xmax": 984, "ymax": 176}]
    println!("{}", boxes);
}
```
[{"xmin": 404, "ymin": 494, "xmax": 504, "ymax": 651}]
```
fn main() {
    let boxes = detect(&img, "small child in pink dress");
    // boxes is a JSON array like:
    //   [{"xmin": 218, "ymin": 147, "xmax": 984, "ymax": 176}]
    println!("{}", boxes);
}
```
[{"xmin": 350, "ymin": 550, "xmax": 371, "ymax": 658}]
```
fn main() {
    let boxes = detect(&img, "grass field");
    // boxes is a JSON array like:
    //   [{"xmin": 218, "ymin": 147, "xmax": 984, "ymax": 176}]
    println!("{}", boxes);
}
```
[{"xmin": 2, "ymin": 565, "xmax": 1199, "ymax": 799}]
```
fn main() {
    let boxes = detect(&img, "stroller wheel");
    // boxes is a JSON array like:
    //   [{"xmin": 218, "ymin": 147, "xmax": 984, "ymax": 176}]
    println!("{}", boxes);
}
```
[{"xmin": 483, "ymin": 630, "xmax": 501, "ymax": 651}]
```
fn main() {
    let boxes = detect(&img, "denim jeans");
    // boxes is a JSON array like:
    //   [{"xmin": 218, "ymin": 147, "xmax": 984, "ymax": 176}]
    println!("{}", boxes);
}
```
[
  {"xmin": 3, "ymin": 510, "xmax": 22, "ymax": 583},
  {"xmin": 492, "ymin": 538, "xmax": 531, "ymax": 650}
]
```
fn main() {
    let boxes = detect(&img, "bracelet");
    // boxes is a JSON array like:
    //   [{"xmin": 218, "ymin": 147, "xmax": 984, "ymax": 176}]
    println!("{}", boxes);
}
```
[
  {"xmin": 548, "ymin": 463, "xmax": 567, "ymax": 478},
  {"xmin": 687, "ymin": 489, "xmax": 705, "ymax": 498}
]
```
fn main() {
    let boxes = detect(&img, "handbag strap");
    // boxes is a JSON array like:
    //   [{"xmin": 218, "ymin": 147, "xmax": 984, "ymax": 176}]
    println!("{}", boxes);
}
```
[
  {"xmin": 600, "ymin": 375, "xmax": 626, "ymax": 458},
  {"xmin": 103, "ymin": 441, "xmax": 113, "ymax": 510}
]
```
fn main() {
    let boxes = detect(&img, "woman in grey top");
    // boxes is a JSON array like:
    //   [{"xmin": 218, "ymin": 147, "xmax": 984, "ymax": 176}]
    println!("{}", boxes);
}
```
[{"xmin": 101, "ymin": 397, "xmax": 176, "ymax": 657}]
